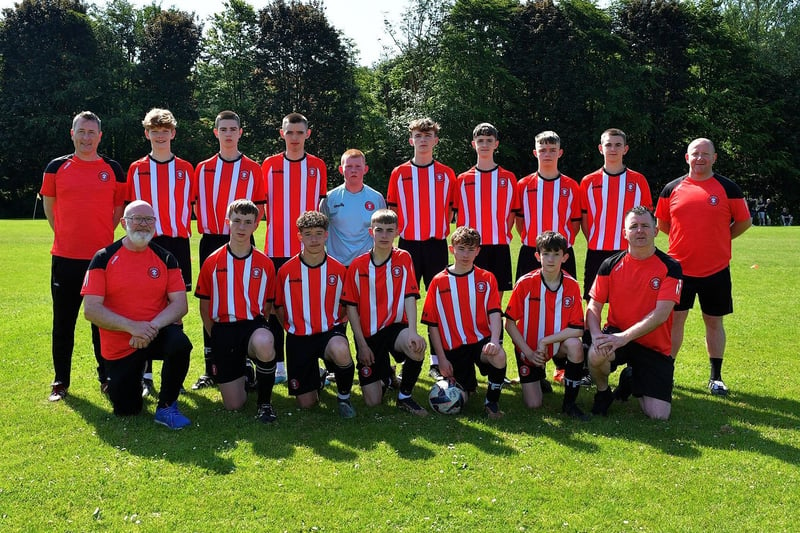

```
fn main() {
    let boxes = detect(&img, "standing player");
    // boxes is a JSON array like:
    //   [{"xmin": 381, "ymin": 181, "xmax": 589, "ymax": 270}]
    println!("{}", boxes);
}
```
[
  {"xmin": 386, "ymin": 117, "xmax": 456, "ymax": 380},
  {"xmin": 515, "ymin": 131, "xmax": 581, "ymax": 280},
  {"xmin": 262, "ymin": 113, "xmax": 327, "ymax": 384},
  {"xmin": 320, "ymin": 148, "xmax": 386, "ymax": 267},
  {"xmin": 341, "ymin": 209, "xmax": 428, "ymax": 416},
  {"xmin": 504, "ymin": 232, "xmax": 588, "ymax": 419},
  {"xmin": 421, "ymin": 227, "xmax": 508, "ymax": 419},
  {"xmin": 586, "ymin": 207, "xmax": 682, "ymax": 420},
  {"xmin": 127, "ymin": 108, "xmax": 195, "ymax": 396},
  {"xmin": 655, "ymin": 138, "xmax": 751, "ymax": 396},
  {"xmin": 195, "ymin": 200, "xmax": 278, "ymax": 423},
  {"xmin": 41, "ymin": 111, "xmax": 126, "ymax": 401},
  {"xmin": 274, "ymin": 211, "xmax": 356, "ymax": 418},
  {"xmin": 453, "ymin": 123, "xmax": 519, "ymax": 297},
  {"xmin": 191, "ymin": 111, "xmax": 267, "ymax": 391},
  {"xmin": 580, "ymin": 128, "xmax": 652, "ymax": 301}
]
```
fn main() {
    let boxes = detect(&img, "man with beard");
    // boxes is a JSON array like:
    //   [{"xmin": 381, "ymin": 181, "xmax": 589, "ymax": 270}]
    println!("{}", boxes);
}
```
[{"xmin": 82, "ymin": 201, "xmax": 193, "ymax": 429}]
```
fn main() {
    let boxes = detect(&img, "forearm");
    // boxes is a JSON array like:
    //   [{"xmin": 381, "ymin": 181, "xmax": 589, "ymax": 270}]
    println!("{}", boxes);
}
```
[
  {"xmin": 505, "ymin": 320, "xmax": 532, "ymax": 355},
  {"xmin": 539, "ymin": 327, "xmax": 583, "ymax": 347},
  {"xmin": 346, "ymin": 306, "xmax": 369, "ymax": 350},
  {"xmin": 586, "ymin": 300, "xmax": 604, "ymax": 338},
  {"xmin": 84, "ymin": 299, "xmax": 137, "ymax": 334},
  {"xmin": 730, "ymin": 219, "xmax": 752, "ymax": 239},
  {"xmin": 618, "ymin": 302, "xmax": 673, "ymax": 345},
  {"xmin": 43, "ymin": 196, "xmax": 55, "ymax": 230},
  {"xmin": 404, "ymin": 297, "xmax": 419, "ymax": 333},
  {"xmin": 148, "ymin": 298, "xmax": 188, "ymax": 330},
  {"xmin": 489, "ymin": 311, "xmax": 503, "ymax": 343}
]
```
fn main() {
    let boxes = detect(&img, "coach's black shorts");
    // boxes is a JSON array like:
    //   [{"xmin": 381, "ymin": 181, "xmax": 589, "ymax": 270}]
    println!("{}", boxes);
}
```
[
  {"xmin": 675, "ymin": 267, "xmax": 732, "ymax": 316},
  {"xmin": 516, "ymin": 244, "xmax": 577, "ymax": 281},
  {"xmin": 444, "ymin": 337, "xmax": 495, "ymax": 393},
  {"xmin": 583, "ymin": 249, "xmax": 622, "ymax": 300},
  {"xmin": 357, "ymin": 322, "xmax": 408, "ymax": 386},
  {"xmin": 398, "ymin": 238, "xmax": 448, "ymax": 290},
  {"xmin": 474, "ymin": 244, "xmax": 513, "ymax": 291},
  {"xmin": 602, "ymin": 326, "xmax": 674, "ymax": 403},
  {"xmin": 286, "ymin": 324, "xmax": 347, "ymax": 396},
  {"xmin": 152, "ymin": 235, "xmax": 192, "ymax": 291},
  {"xmin": 210, "ymin": 317, "xmax": 271, "ymax": 384}
]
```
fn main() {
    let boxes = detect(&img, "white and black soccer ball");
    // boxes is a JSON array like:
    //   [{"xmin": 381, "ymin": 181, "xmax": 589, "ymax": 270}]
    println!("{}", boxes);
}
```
[{"xmin": 428, "ymin": 380, "xmax": 466, "ymax": 415}]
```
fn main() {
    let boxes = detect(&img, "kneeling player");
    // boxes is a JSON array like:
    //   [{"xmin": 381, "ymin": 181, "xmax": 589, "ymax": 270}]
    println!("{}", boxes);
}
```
[
  {"xmin": 421, "ymin": 226, "xmax": 507, "ymax": 419},
  {"xmin": 505, "ymin": 231, "xmax": 588, "ymax": 419},
  {"xmin": 275, "ymin": 211, "xmax": 357, "ymax": 418},
  {"xmin": 195, "ymin": 200, "xmax": 278, "ymax": 423},
  {"xmin": 342, "ymin": 209, "xmax": 428, "ymax": 416}
]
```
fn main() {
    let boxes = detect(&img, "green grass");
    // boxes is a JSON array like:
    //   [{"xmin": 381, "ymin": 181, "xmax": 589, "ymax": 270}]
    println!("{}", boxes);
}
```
[{"xmin": 1, "ymin": 220, "xmax": 798, "ymax": 532}]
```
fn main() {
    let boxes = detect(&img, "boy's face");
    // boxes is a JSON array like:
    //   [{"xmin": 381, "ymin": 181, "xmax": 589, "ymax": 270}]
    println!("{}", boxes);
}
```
[
  {"xmin": 214, "ymin": 119, "xmax": 242, "ymax": 150},
  {"xmin": 298, "ymin": 226, "xmax": 327, "ymax": 255},
  {"xmin": 145, "ymin": 126, "xmax": 176, "ymax": 148},
  {"xmin": 280, "ymin": 122, "xmax": 310, "ymax": 152},
  {"xmin": 598, "ymin": 134, "xmax": 628, "ymax": 163},
  {"xmin": 449, "ymin": 243, "xmax": 480, "ymax": 269},
  {"xmin": 471, "ymin": 135, "xmax": 499, "ymax": 157},
  {"xmin": 533, "ymin": 142, "xmax": 563, "ymax": 164},
  {"xmin": 226, "ymin": 211, "xmax": 257, "ymax": 243},
  {"xmin": 339, "ymin": 155, "xmax": 368, "ymax": 187},
  {"xmin": 535, "ymin": 248, "xmax": 568, "ymax": 275},
  {"xmin": 409, "ymin": 129, "xmax": 438, "ymax": 154},
  {"xmin": 369, "ymin": 222, "xmax": 397, "ymax": 250}
]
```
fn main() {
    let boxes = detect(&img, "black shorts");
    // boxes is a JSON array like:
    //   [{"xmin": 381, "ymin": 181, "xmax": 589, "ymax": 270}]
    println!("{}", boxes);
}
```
[
  {"xmin": 285, "ymin": 324, "xmax": 347, "ymax": 396},
  {"xmin": 152, "ymin": 235, "xmax": 192, "ymax": 291},
  {"xmin": 444, "ymin": 337, "xmax": 495, "ymax": 393},
  {"xmin": 583, "ymin": 249, "xmax": 621, "ymax": 300},
  {"xmin": 357, "ymin": 322, "xmax": 408, "ymax": 386},
  {"xmin": 474, "ymin": 244, "xmax": 512, "ymax": 291},
  {"xmin": 603, "ymin": 326, "xmax": 674, "ymax": 403},
  {"xmin": 210, "ymin": 317, "xmax": 271, "ymax": 384},
  {"xmin": 398, "ymin": 238, "xmax": 448, "ymax": 290},
  {"xmin": 676, "ymin": 267, "xmax": 733, "ymax": 316},
  {"xmin": 516, "ymin": 245, "xmax": 577, "ymax": 281}
]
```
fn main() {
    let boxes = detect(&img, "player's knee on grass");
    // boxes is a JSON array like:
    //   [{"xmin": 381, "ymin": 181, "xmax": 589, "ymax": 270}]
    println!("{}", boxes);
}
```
[
  {"xmin": 325, "ymin": 336, "xmax": 352, "ymax": 367},
  {"xmin": 522, "ymin": 381, "xmax": 543, "ymax": 409},
  {"xmin": 562, "ymin": 337, "xmax": 584, "ymax": 364},
  {"xmin": 249, "ymin": 328, "xmax": 275, "ymax": 363}
]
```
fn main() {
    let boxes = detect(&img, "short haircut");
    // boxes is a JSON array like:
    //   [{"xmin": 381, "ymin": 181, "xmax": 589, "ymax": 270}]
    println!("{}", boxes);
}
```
[
  {"xmin": 282, "ymin": 112, "xmax": 308, "ymax": 130},
  {"xmin": 296, "ymin": 210, "xmax": 328, "ymax": 231},
  {"xmin": 72, "ymin": 111, "xmax": 101, "ymax": 131},
  {"xmin": 215, "ymin": 110, "xmax": 241, "ymax": 128},
  {"xmin": 535, "ymin": 130, "xmax": 560, "ymax": 146},
  {"xmin": 601, "ymin": 128, "xmax": 627, "ymax": 144},
  {"xmin": 473, "ymin": 122, "xmax": 498, "ymax": 139},
  {"xmin": 450, "ymin": 226, "xmax": 481, "ymax": 248},
  {"xmin": 408, "ymin": 117, "xmax": 440, "ymax": 135},
  {"xmin": 625, "ymin": 205, "xmax": 656, "ymax": 224},
  {"xmin": 370, "ymin": 209, "xmax": 397, "ymax": 227},
  {"xmin": 142, "ymin": 108, "xmax": 177, "ymax": 130},
  {"xmin": 688, "ymin": 137, "xmax": 715, "ymax": 153},
  {"xmin": 535, "ymin": 231, "xmax": 568, "ymax": 253},
  {"xmin": 227, "ymin": 199, "xmax": 258, "ymax": 219},
  {"xmin": 340, "ymin": 148, "xmax": 366, "ymax": 165}
]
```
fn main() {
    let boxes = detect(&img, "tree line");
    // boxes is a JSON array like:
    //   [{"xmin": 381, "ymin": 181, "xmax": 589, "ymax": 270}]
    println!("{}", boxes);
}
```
[{"xmin": 1, "ymin": 0, "xmax": 797, "ymax": 218}]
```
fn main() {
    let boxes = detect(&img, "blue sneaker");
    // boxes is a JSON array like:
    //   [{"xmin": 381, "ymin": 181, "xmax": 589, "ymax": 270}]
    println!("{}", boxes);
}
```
[
  {"xmin": 154, "ymin": 401, "xmax": 191, "ymax": 430},
  {"xmin": 337, "ymin": 399, "xmax": 356, "ymax": 419}
]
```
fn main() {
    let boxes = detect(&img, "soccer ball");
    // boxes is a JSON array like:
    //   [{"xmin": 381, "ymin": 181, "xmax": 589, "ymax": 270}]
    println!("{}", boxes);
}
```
[{"xmin": 428, "ymin": 380, "xmax": 466, "ymax": 415}]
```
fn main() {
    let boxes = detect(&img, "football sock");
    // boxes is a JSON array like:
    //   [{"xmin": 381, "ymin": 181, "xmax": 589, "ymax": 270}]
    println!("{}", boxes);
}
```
[
  {"xmin": 335, "ymin": 362, "xmax": 355, "ymax": 397},
  {"xmin": 254, "ymin": 358, "xmax": 276, "ymax": 406},
  {"xmin": 486, "ymin": 365, "xmax": 507, "ymax": 404},
  {"xmin": 710, "ymin": 358, "xmax": 723, "ymax": 381},
  {"xmin": 562, "ymin": 360, "xmax": 583, "ymax": 407},
  {"xmin": 400, "ymin": 358, "xmax": 423, "ymax": 396},
  {"xmin": 202, "ymin": 330, "xmax": 214, "ymax": 376}
]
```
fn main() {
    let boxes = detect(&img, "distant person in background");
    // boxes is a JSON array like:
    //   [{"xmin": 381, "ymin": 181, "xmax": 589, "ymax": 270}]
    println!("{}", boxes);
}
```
[
  {"xmin": 780, "ymin": 207, "xmax": 793, "ymax": 226},
  {"xmin": 755, "ymin": 198, "xmax": 767, "ymax": 226},
  {"xmin": 656, "ymin": 138, "xmax": 751, "ymax": 396},
  {"xmin": 40, "ymin": 111, "xmax": 126, "ymax": 402}
]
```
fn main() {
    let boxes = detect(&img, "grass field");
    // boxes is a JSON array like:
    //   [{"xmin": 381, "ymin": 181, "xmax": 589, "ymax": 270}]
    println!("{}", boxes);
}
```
[{"xmin": 0, "ymin": 220, "xmax": 798, "ymax": 532}]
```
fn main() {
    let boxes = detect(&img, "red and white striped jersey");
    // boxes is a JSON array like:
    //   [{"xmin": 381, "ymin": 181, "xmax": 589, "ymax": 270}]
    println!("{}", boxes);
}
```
[
  {"xmin": 194, "ymin": 154, "xmax": 266, "ymax": 235},
  {"xmin": 195, "ymin": 245, "xmax": 276, "ymax": 323},
  {"xmin": 421, "ymin": 266, "xmax": 502, "ymax": 352},
  {"xmin": 386, "ymin": 160, "xmax": 455, "ymax": 241},
  {"xmin": 580, "ymin": 167, "xmax": 652, "ymax": 251},
  {"xmin": 504, "ymin": 270, "xmax": 584, "ymax": 359},
  {"xmin": 453, "ymin": 166, "xmax": 519, "ymax": 245},
  {"xmin": 275, "ymin": 254, "xmax": 346, "ymax": 335},
  {"xmin": 341, "ymin": 248, "xmax": 420, "ymax": 338},
  {"xmin": 516, "ymin": 173, "xmax": 581, "ymax": 247},
  {"xmin": 127, "ymin": 155, "xmax": 196, "ymax": 238},
  {"xmin": 262, "ymin": 153, "xmax": 327, "ymax": 258}
]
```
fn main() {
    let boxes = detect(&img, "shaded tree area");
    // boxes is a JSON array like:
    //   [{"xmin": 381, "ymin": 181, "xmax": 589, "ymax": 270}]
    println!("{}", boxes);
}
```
[{"xmin": 0, "ymin": 0, "xmax": 798, "ymax": 218}]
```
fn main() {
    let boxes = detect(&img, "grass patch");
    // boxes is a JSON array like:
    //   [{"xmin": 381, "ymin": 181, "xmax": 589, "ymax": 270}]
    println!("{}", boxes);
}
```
[{"xmin": 1, "ymin": 220, "xmax": 798, "ymax": 531}]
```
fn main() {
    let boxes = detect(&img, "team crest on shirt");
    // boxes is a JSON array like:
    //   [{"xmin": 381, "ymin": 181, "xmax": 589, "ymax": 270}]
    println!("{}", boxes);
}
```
[
  {"xmin": 520, "ymin": 365, "xmax": 530, "ymax": 377},
  {"xmin": 98, "ymin": 171, "xmax": 110, "ymax": 182},
  {"xmin": 560, "ymin": 187, "xmax": 569, "ymax": 196},
  {"xmin": 708, "ymin": 195, "xmax": 720, "ymax": 206},
  {"xmin": 650, "ymin": 277, "xmax": 661, "ymax": 290},
  {"xmin": 239, "ymin": 171, "xmax": 250, "ymax": 181},
  {"xmin": 310, "ymin": 168, "xmax": 317, "ymax": 177},
  {"xmin": 435, "ymin": 173, "xmax": 444, "ymax": 182},
  {"xmin": 476, "ymin": 281, "xmax": 487, "ymax": 293},
  {"xmin": 327, "ymin": 274, "xmax": 338, "ymax": 286},
  {"xmin": 391, "ymin": 266, "xmax": 402, "ymax": 277},
  {"xmin": 564, "ymin": 296, "xmax": 574, "ymax": 308},
  {"xmin": 626, "ymin": 183, "xmax": 635, "ymax": 192},
  {"xmin": 252, "ymin": 267, "xmax": 263, "ymax": 279},
  {"xmin": 148, "ymin": 266, "xmax": 161, "ymax": 279},
  {"xmin": 365, "ymin": 201, "xmax": 375, "ymax": 211},
  {"xmin": 361, "ymin": 367, "xmax": 372, "ymax": 378},
  {"xmin": 176, "ymin": 170, "xmax": 186, "ymax": 180},
  {"xmin": 499, "ymin": 178, "xmax": 508, "ymax": 187}
]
